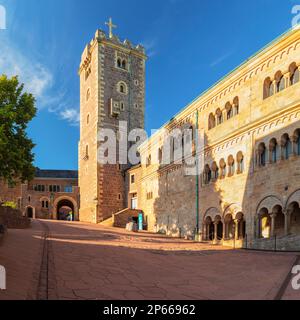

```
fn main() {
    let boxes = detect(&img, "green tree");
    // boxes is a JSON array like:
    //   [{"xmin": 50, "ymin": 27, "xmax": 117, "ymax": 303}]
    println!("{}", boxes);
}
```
[{"xmin": 0, "ymin": 75, "xmax": 37, "ymax": 184}]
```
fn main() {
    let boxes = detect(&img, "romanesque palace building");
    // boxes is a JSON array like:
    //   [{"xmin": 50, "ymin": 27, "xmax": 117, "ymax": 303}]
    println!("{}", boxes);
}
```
[{"xmin": 126, "ymin": 27, "xmax": 300, "ymax": 250}]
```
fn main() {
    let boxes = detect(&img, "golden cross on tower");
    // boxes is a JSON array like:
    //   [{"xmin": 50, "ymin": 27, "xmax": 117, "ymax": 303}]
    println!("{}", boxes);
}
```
[{"xmin": 105, "ymin": 18, "xmax": 117, "ymax": 39}]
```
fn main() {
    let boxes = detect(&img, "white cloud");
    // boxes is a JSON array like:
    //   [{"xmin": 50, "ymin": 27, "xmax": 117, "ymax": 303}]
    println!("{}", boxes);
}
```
[
  {"xmin": 0, "ymin": 41, "xmax": 53, "ymax": 103},
  {"xmin": 60, "ymin": 108, "xmax": 80, "ymax": 126},
  {"xmin": 0, "ymin": 39, "xmax": 80, "ymax": 126},
  {"xmin": 142, "ymin": 38, "xmax": 158, "ymax": 57}
]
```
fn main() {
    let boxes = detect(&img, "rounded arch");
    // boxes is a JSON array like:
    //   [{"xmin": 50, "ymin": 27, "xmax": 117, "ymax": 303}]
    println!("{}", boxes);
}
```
[
  {"xmin": 263, "ymin": 77, "xmax": 273, "ymax": 99},
  {"xmin": 233, "ymin": 96, "xmax": 239, "ymax": 114},
  {"xmin": 54, "ymin": 196, "xmax": 78, "ymax": 221},
  {"xmin": 117, "ymin": 81, "xmax": 128, "ymax": 95},
  {"xmin": 256, "ymin": 195, "xmax": 283, "ymax": 215},
  {"xmin": 274, "ymin": 70, "xmax": 285, "ymax": 92},
  {"xmin": 216, "ymin": 108, "xmax": 223, "ymax": 125},
  {"xmin": 223, "ymin": 203, "xmax": 243, "ymax": 220},
  {"xmin": 289, "ymin": 62, "xmax": 299, "ymax": 85},
  {"xmin": 117, "ymin": 58, "xmax": 122, "ymax": 68},
  {"xmin": 25, "ymin": 206, "xmax": 35, "ymax": 219},
  {"xmin": 286, "ymin": 189, "xmax": 300, "ymax": 209},
  {"xmin": 203, "ymin": 207, "xmax": 222, "ymax": 222},
  {"xmin": 225, "ymin": 102, "xmax": 233, "ymax": 120},
  {"xmin": 39, "ymin": 197, "xmax": 50, "ymax": 209},
  {"xmin": 208, "ymin": 113, "xmax": 216, "ymax": 130}
]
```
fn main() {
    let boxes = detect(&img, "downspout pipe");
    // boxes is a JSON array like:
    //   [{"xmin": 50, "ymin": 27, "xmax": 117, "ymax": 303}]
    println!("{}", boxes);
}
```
[{"xmin": 195, "ymin": 110, "xmax": 200, "ymax": 238}]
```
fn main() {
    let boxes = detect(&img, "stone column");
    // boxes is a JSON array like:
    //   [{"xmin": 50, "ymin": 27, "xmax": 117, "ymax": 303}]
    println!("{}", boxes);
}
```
[
  {"xmin": 223, "ymin": 223, "xmax": 226, "ymax": 240},
  {"xmin": 270, "ymin": 213, "xmax": 276, "ymax": 238},
  {"xmin": 235, "ymin": 220, "xmax": 239, "ymax": 240},
  {"xmin": 284, "ymin": 73, "xmax": 290, "ymax": 89},
  {"xmin": 203, "ymin": 224, "xmax": 207, "ymax": 241},
  {"xmin": 291, "ymin": 135, "xmax": 298, "ymax": 158},
  {"xmin": 214, "ymin": 222, "xmax": 218, "ymax": 242},
  {"xmin": 284, "ymin": 211, "xmax": 290, "ymax": 236}
]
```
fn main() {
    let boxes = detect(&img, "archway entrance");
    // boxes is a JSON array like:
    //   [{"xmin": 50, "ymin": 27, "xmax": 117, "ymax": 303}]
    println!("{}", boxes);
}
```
[
  {"xmin": 56, "ymin": 199, "xmax": 75, "ymax": 221},
  {"xmin": 204, "ymin": 217, "xmax": 214, "ymax": 241},
  {"xmin": 259, "ymin": 208, "xmax": 271, "ymax": 239},
  {"xmin": 236, "ymin": 212, "xmax": 246, "ymax": 239},
  {"xmin": 26, "ymin": 207, "xmax": 34, "ymax": 219},
  {"xmin": 289, "ymin": 202, "xmax": 300, "ymax": 234}
]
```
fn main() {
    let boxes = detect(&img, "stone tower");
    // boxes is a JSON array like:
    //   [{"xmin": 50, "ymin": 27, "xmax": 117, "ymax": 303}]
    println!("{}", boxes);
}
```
[{"xmin": 78, "ymin": 20, "xmax": 146, "ymax": 223}]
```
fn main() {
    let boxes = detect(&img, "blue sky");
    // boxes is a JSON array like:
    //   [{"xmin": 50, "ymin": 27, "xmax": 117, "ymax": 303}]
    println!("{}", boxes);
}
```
[{"xmin": 0, "ymin": 0, "xmax": 298, "ymax": 170}]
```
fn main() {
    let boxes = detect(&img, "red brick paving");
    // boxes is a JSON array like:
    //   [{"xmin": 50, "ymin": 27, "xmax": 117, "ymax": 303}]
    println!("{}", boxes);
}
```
[{"xmin": 0, "ymin": 219, "xmax": 299, "ymax": 300}]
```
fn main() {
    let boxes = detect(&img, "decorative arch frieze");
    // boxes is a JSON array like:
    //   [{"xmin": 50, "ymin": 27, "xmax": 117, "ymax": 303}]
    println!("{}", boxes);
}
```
[{"xmin": 256, "ymin": 195, "xmax": 283, "ymax": 215}]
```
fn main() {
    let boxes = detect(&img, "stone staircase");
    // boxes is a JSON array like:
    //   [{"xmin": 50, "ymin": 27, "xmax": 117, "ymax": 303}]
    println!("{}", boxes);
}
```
[{"xmin": 112, "ymin": 208, "xmax": 143, "ymax": 228}]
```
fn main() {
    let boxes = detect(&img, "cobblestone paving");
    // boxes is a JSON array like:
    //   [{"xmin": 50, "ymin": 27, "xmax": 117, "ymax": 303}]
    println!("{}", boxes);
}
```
[{"xmin": 0, "ymin": 220, "xmax": 299, "ymax": 300}]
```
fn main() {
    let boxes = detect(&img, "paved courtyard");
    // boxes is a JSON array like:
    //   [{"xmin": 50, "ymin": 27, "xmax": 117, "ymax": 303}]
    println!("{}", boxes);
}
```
[{"xmin": 0, "ymin": 220, "xmax": 299, "ymax": 300}]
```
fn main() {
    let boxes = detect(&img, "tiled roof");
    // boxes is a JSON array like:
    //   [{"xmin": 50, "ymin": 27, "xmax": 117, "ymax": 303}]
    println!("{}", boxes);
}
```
[{"xmin": 35, "ymin": 169, "xmax": 78, "ymax": 179}]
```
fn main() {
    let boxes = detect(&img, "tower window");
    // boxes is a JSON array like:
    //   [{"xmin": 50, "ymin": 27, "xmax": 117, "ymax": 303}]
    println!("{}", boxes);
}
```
[
  {"xmin": 120, "ymin": 102, "xmax": 125, "ymax": 111},
  {"xmin": 131, "ymin": 174, "xmax": 135, "ymax": 184},
  {"xmin": 116, "ymin": 57, "xmax": 128, "ymax": 71},
  {"xmin": 117, "ymin": 82, "xmax": 128, "ymax": 95},
  {"xmin": 86, "ymin": 88, "xmax": 90, "ymax": 101},
  {"xmin": 117, "ymin": 58, "xmax": 122, "ymax": 68},
  {"xmin": 84, "ymin": 145, "xmax": 89, "ymax": 160}
]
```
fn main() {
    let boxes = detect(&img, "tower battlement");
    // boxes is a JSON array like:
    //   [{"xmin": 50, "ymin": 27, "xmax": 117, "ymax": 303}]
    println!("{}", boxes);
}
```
[{"xmin": 80, "ymin": 28, "xmax": 146, "ymax": 73}]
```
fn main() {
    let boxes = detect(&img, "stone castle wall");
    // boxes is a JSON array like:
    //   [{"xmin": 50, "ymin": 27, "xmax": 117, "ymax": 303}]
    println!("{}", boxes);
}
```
[{"xmin": 129, "ymin": 28, "xmax": 300, "ymax": 249}]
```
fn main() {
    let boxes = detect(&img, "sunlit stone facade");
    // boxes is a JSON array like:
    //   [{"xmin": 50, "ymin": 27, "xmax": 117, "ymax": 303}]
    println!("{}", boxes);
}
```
[{"xmin": 128, "ymin": 28, "xmax": 300, "ymax": 250}]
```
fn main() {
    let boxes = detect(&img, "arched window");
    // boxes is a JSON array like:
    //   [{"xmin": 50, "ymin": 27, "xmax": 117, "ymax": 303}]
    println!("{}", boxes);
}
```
[
  {"xmin": 118, "ymin": 82, "xmax": 128, "ymax": 94},
  {"xmin": 293, "ymin": 129, "xmax": 300, "ymax": 156},
  {"xmin": 122, "ymin": 60, "xmax": 127, "ymax": 70},
  {"xmin": 41, "ymin": 200, "xmax": 49, "ymax": 209},
  {"xmin": 117, "ymin": 58, "xmax": 122, "ymax": 68},
  {"xmin": 236, "ymin": 151, "xmax": 244, "ymax": 174},
  {"xmin": 263, "ymin": 77, "xmax": 273, "ymax": 99},
  {"xmin": 158, "ymin": 148, "xmax": 163, "ymax": 165},
  {"xmin": 219, "ymin": 159, "xmax": 227, "ymax": 179},
  {"xmin": 184, "ymin": 126, "xmax": 194, "ymax": 151},
  {"xmin": 146, "ymin": 155, "xmax": 152, "ymax": 167},
  {"xmin": 281, "ymin": 134, "xmax": 292, "ymax": 160},
  {"xmin": 269, "ymin": 138, "xmax": 278, "ymax": 163},
  {"xmin": 275, "ymin": 71, "xmax": 285, "ymax": 93},
  {"xmin": 211, "ymin": 161, "xmax": 219, "ymax": 180},
  {"xmin": 87, "ymin": 114, "xmax": 90, "ymax": 125},
  {"xmin": 289, "ymin": 63, "xmax": 300, "ymax": 86},
  {"xmin": 208, "ymin": 113, "xmax": 216, "ymax": 130},
  {"xmin": 258, "ymin": 143, "xmax": 266, "ymax": 167},
  {"xmin": 216, "ymin": 109, "xmax": 223, "ymax": 125},
  {"xmin": 85, "ymin": 145, "xmax": 89, "ymax": 159},
  {"xmin": 226, "ymin": 102, "xmax": 233, "ymax": 120},
  {"xmin": 227, "ymin": 155, "xmax": 235, "ymax": 176},
  {"xmin": 204, "ymin": 165, "xmax": 212, "ymax": 185},
  {"xmin": 233, "ymin": 97, "xmax": 239, "ymax": 115}
]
